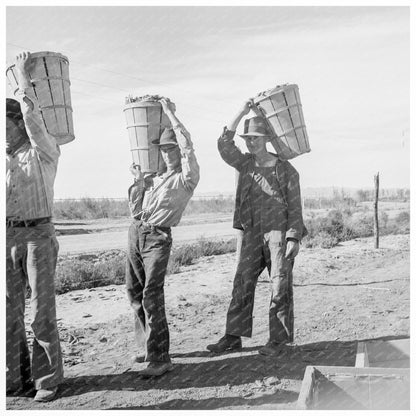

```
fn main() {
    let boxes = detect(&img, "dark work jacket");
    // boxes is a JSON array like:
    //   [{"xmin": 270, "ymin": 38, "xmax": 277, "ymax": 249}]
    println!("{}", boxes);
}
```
[{"xmin": 218, "ymin": 127, "xmax": 307, "ymax": 241}]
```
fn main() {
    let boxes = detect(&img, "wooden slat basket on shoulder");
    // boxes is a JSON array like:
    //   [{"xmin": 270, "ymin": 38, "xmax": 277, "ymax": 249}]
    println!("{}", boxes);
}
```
[
  {"xmin": 124, "ymin": 95, "xmax": 173, "ymax": 173},
  {"xmin": 252, "ymin": 84, "xmax": 310, "ymax": 160},
  {"xmin": 6, "ymin": 51, "xmax": 75, "ymax": 145}
]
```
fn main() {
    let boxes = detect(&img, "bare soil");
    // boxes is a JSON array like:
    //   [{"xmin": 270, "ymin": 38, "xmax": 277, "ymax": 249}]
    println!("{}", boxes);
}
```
[{"xmin": 6, "ymin": 234, "xmax": 410, "ymax": 410}]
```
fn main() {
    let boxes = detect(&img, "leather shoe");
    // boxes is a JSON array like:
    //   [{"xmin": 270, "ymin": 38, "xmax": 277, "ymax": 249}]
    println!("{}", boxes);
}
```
[
  {"xmin": 207, "ymin": 334, "xmax": 242, "ymax": 353},
  {"xmin": 137, "ymin": 362, "xmax": 174, "ymax": 377},
  {"xmin": 34, "ymin": 386, "xmax": 59, "ymax": 402},
  {"xmin": 258, "ymin": 341, "xmax": 288, "ymax": 356}
]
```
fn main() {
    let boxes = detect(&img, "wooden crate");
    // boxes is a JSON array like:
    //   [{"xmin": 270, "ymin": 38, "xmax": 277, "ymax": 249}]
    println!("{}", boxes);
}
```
[{"xmin": 297, "ymin": 365, "xmax": 410, "ymax": 410}]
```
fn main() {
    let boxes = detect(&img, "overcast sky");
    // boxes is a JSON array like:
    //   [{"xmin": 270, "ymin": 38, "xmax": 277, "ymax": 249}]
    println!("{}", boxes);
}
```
[{"xmin": 5, "ymin": 6, "xmax": 410, "ymax": 198}]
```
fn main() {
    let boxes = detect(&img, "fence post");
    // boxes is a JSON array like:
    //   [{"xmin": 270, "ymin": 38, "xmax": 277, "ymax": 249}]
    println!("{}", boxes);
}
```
[{"xmin": 374, "ymin": 172, "xmax": 380, "ymax": 248}]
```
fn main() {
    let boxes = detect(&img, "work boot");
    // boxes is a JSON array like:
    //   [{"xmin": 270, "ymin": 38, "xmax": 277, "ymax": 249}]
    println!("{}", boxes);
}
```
[{"xmin": 207, "ymin": 334, "xmax": 242, "ymax": 353}]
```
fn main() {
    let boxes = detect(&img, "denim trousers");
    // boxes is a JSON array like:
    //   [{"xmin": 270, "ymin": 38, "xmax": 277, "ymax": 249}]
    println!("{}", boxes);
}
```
[
  {"xmin": 226, "ymin": 227, "xmax": 294, "ymax": 343},
  {"xmin": 126, "ymin": 220, "xmax": 172, "ymax": 363},
  {"xmin": 6, "ymin": 223, "xmax": 64, "ymax": 391}
]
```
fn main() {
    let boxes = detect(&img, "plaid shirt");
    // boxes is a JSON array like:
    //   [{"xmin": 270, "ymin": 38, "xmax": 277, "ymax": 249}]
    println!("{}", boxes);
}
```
[
  {"xmin": 6, "ymin": 88, "xmax": 60, "ymax": 220},
  {"xmin": 128, "ymin": 123, "xmax": 199, "ymax": 227},
  {"xmin": 218, "ymin": 127, "xmax": 306, "ymax": 241}
]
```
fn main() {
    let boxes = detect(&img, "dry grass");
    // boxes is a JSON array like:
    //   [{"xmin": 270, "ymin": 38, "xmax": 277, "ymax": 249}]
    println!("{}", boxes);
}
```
[
  {"xmin": 55, "ymin": 238, "xmax": 237, "ymax": 294},
  {"xmin": 303, "ymin": 208, "xmax": 410, "ymax": 248}
]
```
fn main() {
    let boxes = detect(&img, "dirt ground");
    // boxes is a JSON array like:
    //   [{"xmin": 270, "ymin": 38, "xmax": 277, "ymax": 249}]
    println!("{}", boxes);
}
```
[{"xmin": 6, "ymin": 233, "xmax": 410, "ymax": 410}]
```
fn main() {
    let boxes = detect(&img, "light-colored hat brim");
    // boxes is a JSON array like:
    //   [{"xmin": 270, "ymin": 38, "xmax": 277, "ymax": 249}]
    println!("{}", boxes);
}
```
[
  {"xmin": 152, "ymin": 140, "xmax": 178, "ymax": 146},
  {"xmin": 239, "ymin": 132, "xmax": 270, "ymax": 138}
]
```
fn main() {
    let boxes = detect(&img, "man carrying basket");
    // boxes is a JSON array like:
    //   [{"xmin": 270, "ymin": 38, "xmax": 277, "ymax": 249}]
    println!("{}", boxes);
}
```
[
  {"xmin": 126, "ymin": 98, "xmax": 200, "ymax": 376},
  {"xmin": 6, "ymin": 52, "xmax": 63, "ymax": 402},
  {"xmin": 207, "ymin": 100, "xmax": 307, "ymax": 355}
]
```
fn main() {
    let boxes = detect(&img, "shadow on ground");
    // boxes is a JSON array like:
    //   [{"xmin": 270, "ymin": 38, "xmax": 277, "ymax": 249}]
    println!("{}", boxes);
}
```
[
  {"xmin": 110, "ymin": 390, "xmax": 300, "ymax": 410},
  {"xmin": 57, "ymin": 339, "xmax": 358, "ymax": 409}
]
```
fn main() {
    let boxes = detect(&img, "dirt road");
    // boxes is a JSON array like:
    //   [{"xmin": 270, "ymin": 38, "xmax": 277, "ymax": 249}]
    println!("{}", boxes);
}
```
[
  {"xmin": 7, "ymin": 234, "xmax": 410, "ymax": 410},
  {"xmin": 55, "ymin": 216, "xmax": 235, "ymax": 255}
]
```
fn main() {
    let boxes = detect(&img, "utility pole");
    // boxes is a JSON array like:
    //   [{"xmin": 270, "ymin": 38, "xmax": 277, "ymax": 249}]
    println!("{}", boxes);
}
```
[{"xmin": 374, "ymin": 172, "xmax": 380, "ymax": 248}]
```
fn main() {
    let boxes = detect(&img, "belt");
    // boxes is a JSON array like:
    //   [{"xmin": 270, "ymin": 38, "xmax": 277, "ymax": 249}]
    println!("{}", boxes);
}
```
[
  {"xmin": 137, "ymin": 220, "xmax": 171, "ymax": 238},
  {"xmin": 6, "ymin": 217, "xmax": 51, "ymax": 228}
]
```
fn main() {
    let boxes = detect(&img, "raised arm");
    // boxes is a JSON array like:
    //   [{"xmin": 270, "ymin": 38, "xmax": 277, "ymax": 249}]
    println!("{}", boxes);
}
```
[
  {"xmin": 217, "ymin": 100, "xmax": 252, "ymax": 171},
  {"xmin": 14, "ymin": 51, "xmax": 60, "ymax": 162},
  {"xmin": 227, "ymin": 100, "xmax": 251, "ymax": 132},
  {"xmin": 128, "ymin": 164, "xmax": 146, "ymax": 217},
  {"xmin": 159, "ymin": 98, "xmax": 200, "ymax": 192}
]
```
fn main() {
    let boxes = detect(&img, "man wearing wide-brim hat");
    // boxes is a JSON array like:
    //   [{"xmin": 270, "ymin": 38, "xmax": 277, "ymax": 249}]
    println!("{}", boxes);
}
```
[
  {"xmin": 207, "ymin": 100, "xmax": 307, "ymax": 356},
  {"xmin": 126, "ymin": 97, "xmax": 200, "ymax": 377}
]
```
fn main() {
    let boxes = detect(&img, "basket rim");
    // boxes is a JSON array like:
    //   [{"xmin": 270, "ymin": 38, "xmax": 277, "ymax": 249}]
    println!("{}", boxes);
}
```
[
  {"xmin": 254, "ymin": 83, "xmax": 299, "ymax": 102},
  {"xmin": 6, "ymin": 51, "xmax": 69, "ymax": 72}
]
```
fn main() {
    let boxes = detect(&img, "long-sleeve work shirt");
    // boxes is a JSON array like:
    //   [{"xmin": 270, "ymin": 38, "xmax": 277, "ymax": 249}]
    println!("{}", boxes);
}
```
[
  {"xmin": 218, "ymin": 127, "xmax": 306, "ymax": 241},
  {"xmin": 128, "ymin": 122, "xmax": 200, "ymax": 227},
  {"xmin": 6, "ymin": 88, "xmax": 60, "ymax": 220}
]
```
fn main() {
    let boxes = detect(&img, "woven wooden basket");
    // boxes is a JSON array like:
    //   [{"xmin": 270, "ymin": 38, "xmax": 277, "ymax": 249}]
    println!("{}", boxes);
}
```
[
  {"xmin": 123, "ymin": 95, "xmax": 172, "ymax": 173},
  {"xmin": 6, "ymin": 51, "xmax": 75, "ymax": 145}
]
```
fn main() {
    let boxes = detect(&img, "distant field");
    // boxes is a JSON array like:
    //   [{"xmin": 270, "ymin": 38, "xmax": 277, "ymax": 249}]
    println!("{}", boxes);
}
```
[
  {"xmin": 53, "ymin": 192, "xmax": 409, "ymax": 221},
  {"xmin": 304, "ymin": 201, "xmax": 409, "ymax": 220}
]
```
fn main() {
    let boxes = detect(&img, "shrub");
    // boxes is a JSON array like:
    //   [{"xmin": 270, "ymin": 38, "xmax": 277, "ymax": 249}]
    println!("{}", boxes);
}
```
[
  {"xmin": 383, "ymin": 210, "xmax": 410, "ymax": 235},
  {"xmin": 168, "ymin": 238, "xmax": 237, "ymax": 274},
  {"xmin": 344, "ymin": 213, "xmax": 374, "ymax": 239},
  {"xmin": 304, "ymin": 209, "xmax": 350, "ymax": 243},
  {"xmin": 302, "ymin": 208, "xmax": 391, "ymax": 247},
  {"xmin": 303, "ymin": 232, "xmax": 339, "ymax": 249},
  {"xmin": 53, "ymin": 198, "xmax": 130, "ymax": 220},
  {"xmin": 55, "ymin": 252, "xmax": 126, "ymax": 294},
  {"xmin": 395, "ymin": 211, "xmax": 410, "ymax": 225}
]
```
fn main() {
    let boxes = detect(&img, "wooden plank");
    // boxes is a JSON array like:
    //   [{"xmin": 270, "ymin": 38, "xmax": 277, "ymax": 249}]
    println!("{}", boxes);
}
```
[
  {"xmin": 296, "ymin": 365, "xmax": 315, "ymax": 409},
  {"xmin": 313, "ymin": 365, "xmax": 409, "ymax": 376},
  {"xmin": 355, "ymin": 341, "xmax": 369, "ymax": 367}
]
